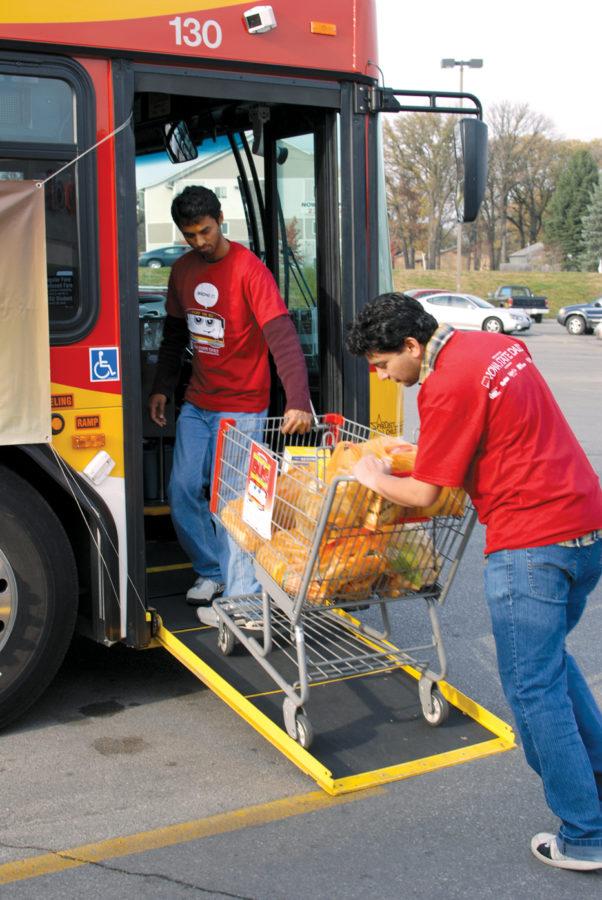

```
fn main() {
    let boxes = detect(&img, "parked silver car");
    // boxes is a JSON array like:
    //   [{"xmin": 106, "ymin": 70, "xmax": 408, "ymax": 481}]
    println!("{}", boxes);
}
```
[
  {"xmin": 138, "ymin": 244, "xmax": 190, "ymax": 268},
  {"xmin": 416, "ymin": 292, "xmax": 531, "ymax": 334}
]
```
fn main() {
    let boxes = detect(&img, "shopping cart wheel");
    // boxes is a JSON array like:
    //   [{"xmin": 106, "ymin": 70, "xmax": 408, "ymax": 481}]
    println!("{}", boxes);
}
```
[
  {"xmin": 295, "ymin": 713, "xmax": 314, "ymax": 750},
  {"xmin": 217, "ymin": 621, "xmax": 236, "ymax": 656},
  {"xmin": 282, "ymin": 698, "xmax": 314, "ymax": 749},
  {"xmin": 422, "ymin": 688, "xmax": 449, "ymax": 727}
]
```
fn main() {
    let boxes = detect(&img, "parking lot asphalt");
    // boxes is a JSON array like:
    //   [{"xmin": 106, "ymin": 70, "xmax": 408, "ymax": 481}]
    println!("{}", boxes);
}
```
[{"xmin": 1, "ymin": 322, "xmax": 601, "ymax": 898}]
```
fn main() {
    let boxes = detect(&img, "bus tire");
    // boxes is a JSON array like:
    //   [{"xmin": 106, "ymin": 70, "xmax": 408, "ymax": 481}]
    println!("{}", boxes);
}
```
[{"xmin": 0, "ymin": 465, "xmax": 78, "ymax": 730}]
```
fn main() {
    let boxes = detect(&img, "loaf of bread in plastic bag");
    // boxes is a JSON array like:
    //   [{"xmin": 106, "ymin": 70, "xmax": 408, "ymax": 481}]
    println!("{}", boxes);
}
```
[
  {"xmin": 220, "ymin": 497, "xmax": 265, "ymax": 554},
  {"xmin": 256, "ymin": 525, "xmax": 389, "ymax": 604},
  {"xmin": 272, "ymin": 468, "xmax": 322, "ymax": 531},
  {"xmin": 324, "ymin": 436, "xmax": 466, "ymax": 529}
]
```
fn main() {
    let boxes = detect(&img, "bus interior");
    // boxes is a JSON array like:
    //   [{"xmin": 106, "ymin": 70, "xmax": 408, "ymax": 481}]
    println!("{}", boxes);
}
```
[{"xmin": 132, "ymin": 82, "xmax": 343, "ymax": 602}]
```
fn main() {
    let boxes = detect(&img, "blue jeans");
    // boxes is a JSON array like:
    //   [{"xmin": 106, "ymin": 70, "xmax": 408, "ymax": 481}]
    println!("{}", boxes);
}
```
[
  {"xmin": 169, "ymin": 403, "xmax": 267, "ymax": 596},
  {"xmin": 484, "ymin": 540, "xmax": 602, "ymax": 861}
]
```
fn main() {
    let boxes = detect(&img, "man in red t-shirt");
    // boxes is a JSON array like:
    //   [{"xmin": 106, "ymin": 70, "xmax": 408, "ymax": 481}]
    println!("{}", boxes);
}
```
[
  {"xmin": 150, "ymin": 186, "xmax": 312, "ymax": 604},
  {"xmin": 346, "ymin": 293, "xmax": 602, "ymax": 872}
]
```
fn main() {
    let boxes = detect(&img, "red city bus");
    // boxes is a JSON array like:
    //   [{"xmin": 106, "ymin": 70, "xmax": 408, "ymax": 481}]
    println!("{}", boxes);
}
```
[{"xmin": 0, "ymin": 1, "xmax": 486, "ymax": 729}]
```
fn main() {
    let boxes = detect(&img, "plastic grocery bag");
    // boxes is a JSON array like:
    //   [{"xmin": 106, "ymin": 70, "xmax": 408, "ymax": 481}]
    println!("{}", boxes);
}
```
[
  {"xmin": 324, "ymin": 437, "xmax": 466, "ymax": 529},
  {"xmin": 220, "ymin": 497, "xmax": 265, "ymax": 553},
  {"xmin": 256, "ymin": 526, "xmax": 389, "ymax": 605},
  {"xmin": 376, "ymin": 524, "xmax": 442, "ymax": 594}
]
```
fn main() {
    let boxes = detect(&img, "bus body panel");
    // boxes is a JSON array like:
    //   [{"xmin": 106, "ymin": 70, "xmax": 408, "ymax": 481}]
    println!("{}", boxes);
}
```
[
  {"xmin": 0, "ymin": 3, "xmax": 385, "ymax": 654},
  {"xmin": 42, "ymin": 56, "xmax": 131, "ymax": 631},
  {"xmin": 0, "ymin": 1, "xmax": 377, "ymax": 76}
]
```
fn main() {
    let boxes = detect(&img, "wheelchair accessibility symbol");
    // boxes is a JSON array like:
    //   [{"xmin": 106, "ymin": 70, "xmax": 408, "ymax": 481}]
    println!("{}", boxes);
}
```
[{"xmin": 89, "ymin": 347, "xmax": 120, "ymax": 383}]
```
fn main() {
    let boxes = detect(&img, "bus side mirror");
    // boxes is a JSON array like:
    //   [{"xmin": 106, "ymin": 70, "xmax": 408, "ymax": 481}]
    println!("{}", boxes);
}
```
[
  {"xmin": 454, "ymin": 118, "xmax": 488, "ymax": 223},
  {"xmin": 163, "ymin": 121, "xmax": 198, "ymax": 164}
]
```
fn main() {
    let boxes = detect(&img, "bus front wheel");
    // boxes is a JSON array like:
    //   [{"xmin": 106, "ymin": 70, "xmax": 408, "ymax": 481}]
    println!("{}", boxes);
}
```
[{"xmin": 0, "ymin": 465, "xmax": 78, "ymax": 730}]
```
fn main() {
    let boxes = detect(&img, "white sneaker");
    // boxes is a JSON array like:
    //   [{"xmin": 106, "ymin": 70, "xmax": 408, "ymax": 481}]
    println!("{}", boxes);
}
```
[
  {"xmin": 531, "ymin": 833, "xmax": 602, "ymax": 871},
  {"xmin": 186, "ymin": 577, "xmax": 225, "ymax": 605}
]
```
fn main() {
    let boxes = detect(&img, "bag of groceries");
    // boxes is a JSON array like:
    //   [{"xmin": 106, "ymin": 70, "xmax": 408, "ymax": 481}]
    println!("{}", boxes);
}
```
[
  {"xmin": 272, "ymin": 467, "xmax": 323, "ymax": 532},
  {"xmin": 218, "ymin": 431, "xmax": 454, "ymax": 605},
  {"xmin": 321, "ymin": 436, "xmax": 466, "ymax": 530},
  {"xmin": 220, "ymin": 497, "xmax": 265, "ymax": 554},
  {"xmin": 375, "ymin": 524, "xmax": 441, "ymax": 595},
  {"xmin": 254, "ymin": 518, "xmax": 440, "ymax": 605},
  {"xmin": 256, "ymin": 526, "xmax": 390, "ymax": 604}
]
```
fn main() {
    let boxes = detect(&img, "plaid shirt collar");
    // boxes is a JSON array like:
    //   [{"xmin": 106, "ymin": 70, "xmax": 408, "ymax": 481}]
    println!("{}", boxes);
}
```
[{"xmin": 419, "ymin": 323, "xmax": 456, "ymax": 384}]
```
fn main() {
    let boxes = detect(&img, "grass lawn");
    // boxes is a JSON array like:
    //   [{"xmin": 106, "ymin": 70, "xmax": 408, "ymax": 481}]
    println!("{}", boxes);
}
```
[
  {"xmin": 392, "ymin": 270, "xmax": 602, "ymax": 316},
  {"xmin": 139, "ymin": 266, "xmax": 602, "ymax": 318},
  {"xmin": 139, "ymin": 268, "xmax": 171, "ymax": 287}
]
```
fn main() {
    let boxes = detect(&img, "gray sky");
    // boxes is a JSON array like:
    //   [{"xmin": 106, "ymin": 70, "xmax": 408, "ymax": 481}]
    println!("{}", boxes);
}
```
[{"xmin": 375, "ymin": 0, "xmax": 601, "ymax": 141}]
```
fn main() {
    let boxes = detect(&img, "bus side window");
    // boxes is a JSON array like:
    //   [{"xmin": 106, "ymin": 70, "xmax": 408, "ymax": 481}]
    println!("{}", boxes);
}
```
[{"xmin": 0, "ymin": 62, "xmax": 98, "ymax": 341}]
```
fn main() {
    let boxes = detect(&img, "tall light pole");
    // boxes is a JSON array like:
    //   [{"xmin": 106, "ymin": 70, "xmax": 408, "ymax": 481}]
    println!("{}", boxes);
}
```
[{"xmin": 441, "ymin": 58, "xmax": 483, "ymax": 291}]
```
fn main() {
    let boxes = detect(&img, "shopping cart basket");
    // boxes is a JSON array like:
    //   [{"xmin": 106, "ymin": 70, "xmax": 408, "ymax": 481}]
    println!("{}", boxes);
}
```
[{"xmin": 209, "ymin": 414, "xmax": 476, "ymax": 749}]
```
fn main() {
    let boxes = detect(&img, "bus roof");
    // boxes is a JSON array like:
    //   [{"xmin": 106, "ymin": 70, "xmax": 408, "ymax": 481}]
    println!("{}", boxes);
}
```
[{"xmin": 0, "ymin": 0, "xmax": 378, "ymax": 77}]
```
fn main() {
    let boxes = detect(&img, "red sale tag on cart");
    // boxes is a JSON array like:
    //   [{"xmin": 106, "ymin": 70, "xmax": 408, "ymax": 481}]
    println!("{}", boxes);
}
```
[{"xmin": 242, "ymin": 441, "xmax": 278, "ymax": 539}]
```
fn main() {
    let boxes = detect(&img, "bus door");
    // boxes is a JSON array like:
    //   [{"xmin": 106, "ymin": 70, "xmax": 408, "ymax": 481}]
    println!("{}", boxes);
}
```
[
  {"xmin": 115, "ymin": 65, "xmax": 344, "ymax": 625},
  {"xmin": 263, "ymin": 113, "xmax": 342, "ymax": 419}
]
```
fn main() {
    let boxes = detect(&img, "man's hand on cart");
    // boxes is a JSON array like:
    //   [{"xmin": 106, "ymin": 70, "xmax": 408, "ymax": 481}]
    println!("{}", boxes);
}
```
[
  {"xmin": 281, "ymin": 409, "xmax": 313, "ymax": 435},
  {"xmin": 352, "ymin": 454, "xmax": 392, "ymax": 491},
  {"xmin": 354, "ymin": 455, "xmax": 443, "ymax": 509}
]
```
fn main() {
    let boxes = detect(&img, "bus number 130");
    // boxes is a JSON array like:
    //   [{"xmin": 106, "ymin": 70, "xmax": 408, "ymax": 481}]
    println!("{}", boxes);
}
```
[{"xmin": 169, "ymin": 17, "xmax": 223, "ymax": 49}]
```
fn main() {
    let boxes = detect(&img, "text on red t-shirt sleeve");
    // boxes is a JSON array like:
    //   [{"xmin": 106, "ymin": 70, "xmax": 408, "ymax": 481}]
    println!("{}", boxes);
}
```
[{"xmin": 413, "ymin": 372, "xmax": 489, "ymax": 487}]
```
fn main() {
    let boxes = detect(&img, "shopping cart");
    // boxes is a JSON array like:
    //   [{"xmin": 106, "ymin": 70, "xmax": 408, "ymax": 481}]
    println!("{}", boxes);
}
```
[{"xmin": 209, "ymin": 414, "xmax": 476, "ymax": 749}]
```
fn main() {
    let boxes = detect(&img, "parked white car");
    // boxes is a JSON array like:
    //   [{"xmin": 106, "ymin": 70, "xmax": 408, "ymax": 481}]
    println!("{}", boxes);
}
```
[{"xmin": 417, "ymin": 292, "xmax": 531, "ymax": 334}]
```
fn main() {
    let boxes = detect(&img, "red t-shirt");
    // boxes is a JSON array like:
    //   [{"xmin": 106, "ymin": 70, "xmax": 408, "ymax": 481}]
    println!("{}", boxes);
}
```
[
  {"xmin": 166, "ymin": 242, "xmax": 288, "ymax": 412},
  {"xmin": 412, "ymin": 331, "xmax": 602, "ymax": 554}
]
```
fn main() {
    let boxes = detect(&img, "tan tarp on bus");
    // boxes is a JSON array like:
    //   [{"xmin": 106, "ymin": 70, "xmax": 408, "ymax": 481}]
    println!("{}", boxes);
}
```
[{"xmin": 0, "ymin": 181, "xmax": 51, "ymax": 445}]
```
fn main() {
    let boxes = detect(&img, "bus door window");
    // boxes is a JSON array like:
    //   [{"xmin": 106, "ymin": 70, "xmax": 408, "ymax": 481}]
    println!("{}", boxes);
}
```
[
  {"xmin": 274, "ymin": 134, "xmax": 320, "ymax": 405},
  {"xmin": 228, "ymin": 130, "xmax": 266, "ymax": 260},
  {"xmin": 134, "ymin": 95, "xmax": 339, "ymax": 423},
  {"xmin": 135, "ymin": 113, "xmax": 269, "ymax": 503}
]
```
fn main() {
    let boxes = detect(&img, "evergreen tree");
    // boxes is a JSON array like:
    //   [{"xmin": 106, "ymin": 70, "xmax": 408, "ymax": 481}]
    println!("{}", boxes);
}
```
[
  {"xmin": 580, "ymin": 177, "xmax": 602, "ymax": 271},
  {"xmin": 544, "ymin": 149, "xmax": 599, "ymax": 270}
]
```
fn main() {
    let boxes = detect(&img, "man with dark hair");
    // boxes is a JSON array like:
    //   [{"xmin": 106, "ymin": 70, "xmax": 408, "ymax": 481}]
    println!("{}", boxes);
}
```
[
  {"xmin": 170, "ymin": 184, "xmax": 222, "ymax": 226},
  {"xmin": 150, "ymin": 185, "xmax": 312, "ymax": 604},
  {"xmin": 347, "ymin": 292, "xmax": 602, "ymax": 872}
]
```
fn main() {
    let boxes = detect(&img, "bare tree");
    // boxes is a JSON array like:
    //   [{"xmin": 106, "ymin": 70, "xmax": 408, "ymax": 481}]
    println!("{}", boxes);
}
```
[
  {"xmin": 382, "ymin": 101, "xmax": 571, "ymax": 273},
  {"xmin": 384, "ymin": 114, "xmax": 456, "ymax": 269},
  {"xmin": 485, "ymin": 102, "xmax": 556, "ymax": 267},
  {"xmin": 507, "ymin": 134, "xmax": 566, "ymax": 247}
]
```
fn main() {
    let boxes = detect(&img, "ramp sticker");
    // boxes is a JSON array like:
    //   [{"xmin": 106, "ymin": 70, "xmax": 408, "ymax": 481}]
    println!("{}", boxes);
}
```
[{"xmin": 89, "ymin": 348, "xmax": 120, "ymax": 383}]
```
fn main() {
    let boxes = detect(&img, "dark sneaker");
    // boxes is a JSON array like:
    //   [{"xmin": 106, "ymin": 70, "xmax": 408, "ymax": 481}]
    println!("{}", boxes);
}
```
[
  {"xmin": 531, "ymin": 833, "xmax": 602, "ymax": 871},
  {"xmin": 186, "ymin": 577, "xmax": 225, "ymax": 605}
]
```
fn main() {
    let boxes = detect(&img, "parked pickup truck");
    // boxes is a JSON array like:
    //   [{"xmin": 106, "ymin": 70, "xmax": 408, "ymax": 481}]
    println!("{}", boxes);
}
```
[{"xmin": 488, "ymin": 285, "xmax": 549, "ymax": 322}]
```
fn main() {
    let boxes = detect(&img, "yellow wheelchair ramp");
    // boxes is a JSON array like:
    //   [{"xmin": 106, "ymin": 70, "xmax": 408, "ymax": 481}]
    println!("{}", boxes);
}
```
[{"xmin": 153, "ymin": 595, "xmax": 515, "ymax": 796}]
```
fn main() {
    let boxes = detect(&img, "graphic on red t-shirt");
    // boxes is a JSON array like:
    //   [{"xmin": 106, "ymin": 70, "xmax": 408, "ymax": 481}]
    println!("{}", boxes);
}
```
[
  {"xmin": 186, "ymin": 309, "xmax": 225, "ymax": 351},
  {"xmin": 167, "ymin": 242, "xmax": 288, "ymax": 412},
  {"xmin": 412, "ymin": 332, "xmax": 602, "ymax": 553}
]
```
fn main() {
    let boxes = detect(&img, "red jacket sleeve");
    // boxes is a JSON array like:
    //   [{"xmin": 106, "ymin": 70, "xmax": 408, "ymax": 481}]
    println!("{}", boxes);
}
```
[{"xmin": 263, "ymin": 314, "xmax": 312, "ymax": 413}]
